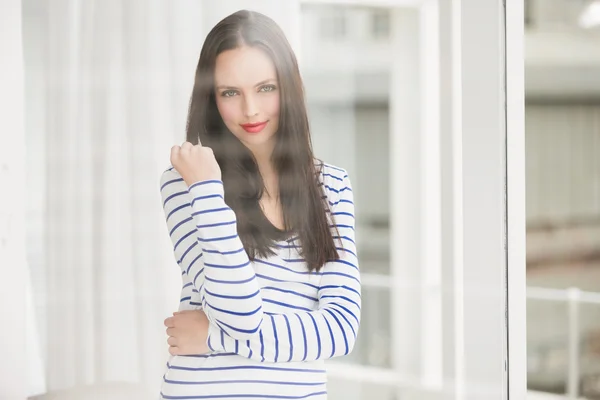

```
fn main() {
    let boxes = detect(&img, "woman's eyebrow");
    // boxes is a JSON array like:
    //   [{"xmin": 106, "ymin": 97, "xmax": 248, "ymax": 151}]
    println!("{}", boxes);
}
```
[
  {"xmin": 253, "ymin": 79, "xmax": 277, "ymax": 87},
  {"xmin": 215, "ymin": 79, "xmax": 277, "ymax": 90}
]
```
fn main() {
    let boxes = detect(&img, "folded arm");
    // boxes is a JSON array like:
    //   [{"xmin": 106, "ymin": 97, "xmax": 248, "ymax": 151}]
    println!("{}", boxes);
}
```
[
  {"xmin": 160, "ymin": 168, "xmax": 263, "ymax": 339},
  {"xmin": 206, "ymin": 171, "xmax": 361, "ymax": 362}
]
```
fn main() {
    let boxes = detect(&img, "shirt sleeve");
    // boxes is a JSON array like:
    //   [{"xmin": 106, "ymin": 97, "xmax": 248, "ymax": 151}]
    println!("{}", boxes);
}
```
[
  {"xmin": 205, "ymin": 171, "xmax": 361, "ymax": 362},
  {"xmin": 178, "ymin": 272, "xmax": 195, "ymax": 309},
  {"xmin": 159, "ymin": 167, "xmax": 264, "ymax": 340}
]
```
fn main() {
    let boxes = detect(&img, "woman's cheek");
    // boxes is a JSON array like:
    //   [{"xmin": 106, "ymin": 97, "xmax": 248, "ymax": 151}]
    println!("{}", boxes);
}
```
[
  {"xmin": 216, "ymin": 100, "xmax": 237, "ymax": 123},
  {"xmin": 216, "ymin": 100, "xmax": 242, "ymax": 135},
  {"xmin": 265, "ymin": 94, "xmax": 280, "ymax": 117}
]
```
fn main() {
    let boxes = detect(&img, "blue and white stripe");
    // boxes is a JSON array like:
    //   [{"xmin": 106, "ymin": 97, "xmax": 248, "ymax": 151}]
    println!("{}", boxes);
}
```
[{"xmin": 159, "ymin": 162, "xmax": 361, "ymax": 400}]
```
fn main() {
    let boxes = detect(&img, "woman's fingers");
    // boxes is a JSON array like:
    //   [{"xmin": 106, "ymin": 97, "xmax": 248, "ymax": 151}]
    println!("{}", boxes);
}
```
[{"xmin": 181, "ymin": 141, "xmax": 193, "ymax": 151}]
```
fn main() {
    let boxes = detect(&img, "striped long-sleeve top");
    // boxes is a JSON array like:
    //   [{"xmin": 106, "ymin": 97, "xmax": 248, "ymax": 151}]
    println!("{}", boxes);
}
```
[{"xmin": 158, "ymin": 162, "xmax": 361, "ymax": 400}]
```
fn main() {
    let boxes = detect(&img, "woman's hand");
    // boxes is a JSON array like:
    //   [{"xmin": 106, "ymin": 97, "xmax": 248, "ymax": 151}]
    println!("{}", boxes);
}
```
[
  {"xmin": 164, "ymin": 310, "xmax": 210, "ymax": 356},
  {"xmin": 170, "ymin": 141, "xmax": 221, "ymax": 186}
]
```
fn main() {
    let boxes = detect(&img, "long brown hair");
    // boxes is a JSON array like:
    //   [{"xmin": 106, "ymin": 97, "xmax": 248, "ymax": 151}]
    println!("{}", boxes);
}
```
[{"xmin": 185, "ymin": 10, "xmax": 339, "ymax": 272}]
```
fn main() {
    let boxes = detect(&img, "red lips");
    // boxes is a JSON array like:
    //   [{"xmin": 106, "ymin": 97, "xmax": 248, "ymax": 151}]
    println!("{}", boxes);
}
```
[{"xmin": 240, "ymin": 121, "xmax": 268, "ymax": 134}]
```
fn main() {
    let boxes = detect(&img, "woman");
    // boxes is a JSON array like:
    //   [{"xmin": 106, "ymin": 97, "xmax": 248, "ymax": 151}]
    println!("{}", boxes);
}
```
[{"xmin": 158, "ymin": 9, "xmax": 360, "ymax": 399}]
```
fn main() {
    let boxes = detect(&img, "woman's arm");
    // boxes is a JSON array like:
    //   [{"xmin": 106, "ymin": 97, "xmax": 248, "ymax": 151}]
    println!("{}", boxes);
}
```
[
  {"xmin": 205, "ymin": 171, "xmax": 361, "ymax": 362},
  {"xmin": 160, "ymin": 167, "xmax": 263, "ymax": 340}
]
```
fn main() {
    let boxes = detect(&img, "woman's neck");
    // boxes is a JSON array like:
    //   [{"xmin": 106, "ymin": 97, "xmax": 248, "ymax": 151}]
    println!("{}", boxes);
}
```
[
  {"xmin": 248, "ymin": 150, "xmax": 275, "ymax": 198},
  {"xmin": 256, "ymin": 160, "xmax": 278, "ymax": 199},
  {"xmin": 247, "ymin": 141, "xmax": 279, "ymax": 199}
]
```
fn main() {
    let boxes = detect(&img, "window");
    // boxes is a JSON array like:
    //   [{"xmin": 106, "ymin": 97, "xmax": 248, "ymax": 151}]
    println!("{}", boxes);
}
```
[{"xmin": 371, "ymin": 10, "xmax": 390, "ymax": 39}]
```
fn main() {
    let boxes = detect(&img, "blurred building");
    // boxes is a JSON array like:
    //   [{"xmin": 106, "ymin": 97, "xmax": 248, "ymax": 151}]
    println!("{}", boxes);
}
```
[{"xmin": 524, "ymin": 0, "xmax": 600, "ymax": 397}]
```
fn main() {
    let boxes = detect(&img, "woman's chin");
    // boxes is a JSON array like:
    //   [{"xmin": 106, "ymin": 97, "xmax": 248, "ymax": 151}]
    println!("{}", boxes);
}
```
[{"xmin": 238, "ymin": 131, "xmax": 278, "ymax": 154}]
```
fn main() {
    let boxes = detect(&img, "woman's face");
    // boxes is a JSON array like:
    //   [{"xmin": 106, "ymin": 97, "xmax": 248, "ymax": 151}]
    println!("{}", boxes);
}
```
[{"xmin": 214, "ymin": 46, "xmax": 280, "ymax": 156}]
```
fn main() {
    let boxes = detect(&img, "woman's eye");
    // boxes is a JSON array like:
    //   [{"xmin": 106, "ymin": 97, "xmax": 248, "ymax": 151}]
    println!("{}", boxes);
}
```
[
  {"xmin": 259, "ymin": 85, "xmax": 276, "ymax": 93},
  {"xmin": 221, "ymin": 90, "xmax": 238, "ymax": 97}
]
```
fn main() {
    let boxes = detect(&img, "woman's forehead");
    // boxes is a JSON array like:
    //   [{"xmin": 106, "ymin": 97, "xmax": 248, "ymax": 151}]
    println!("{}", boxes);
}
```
[{"xmin": 214, "ymin": 46, "xmax": 277, "ymax": 87}]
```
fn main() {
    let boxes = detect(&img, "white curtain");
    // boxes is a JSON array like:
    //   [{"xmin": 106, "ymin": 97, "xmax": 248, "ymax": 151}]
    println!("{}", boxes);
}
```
[
  {"xmin": 23, "ymin": 0, "xmax": 203, "ymax": 395},
  {"xmin": 1, "ymin": 1, "xmax": 30, "ymax": 398}
]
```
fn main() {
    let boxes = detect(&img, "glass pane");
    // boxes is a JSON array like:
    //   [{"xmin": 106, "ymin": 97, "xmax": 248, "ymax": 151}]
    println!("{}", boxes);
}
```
[
  {"xmin": 307, "ymin": 103, "xmax": 391, "ymax": 276},
  {"xmin": 580, "ymin": 302, "xmax": 600, "ymax": 398},
  {"xmin": 301, "ymin": 3, "xmax": 392, "ymax": 277},
  {"xmin": 526, "ymin": 298, "xmax": 569, "ymax": 393},
  {"xmin": 525, "ymin": 1, "xmax": 600, "ymax": 398},
  {"xmin": 18, "ymin": 0, "xmax": 512, "ymax": 399},
  {"xmin": 338, "ymin": 286, "xmax": 391, "ymax": 368},
  {"xmin": 301, "ymin": 2, "xmax": 443, "ymax": 396}
]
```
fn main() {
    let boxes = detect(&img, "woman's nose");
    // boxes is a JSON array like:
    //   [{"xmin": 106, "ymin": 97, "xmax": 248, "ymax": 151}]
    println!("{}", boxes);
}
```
[{"xmin": 243, "ymin": 95, "xmax": 259, "ymax": 118}]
